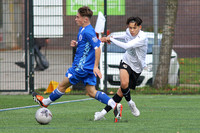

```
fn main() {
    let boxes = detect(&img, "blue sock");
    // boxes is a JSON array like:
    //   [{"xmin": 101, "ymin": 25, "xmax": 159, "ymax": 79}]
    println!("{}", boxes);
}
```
[
  {"xmin": 49, "ymin": 88, "xmax": 64, "ymax": 102},
  {"xmin": 95, "ymin": 91, "xmax": 111, "ymax": 105}
]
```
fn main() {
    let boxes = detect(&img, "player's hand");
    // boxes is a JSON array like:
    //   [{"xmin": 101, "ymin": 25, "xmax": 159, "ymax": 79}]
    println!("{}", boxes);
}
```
[
  {"xmin": 100, "ymin": 37, "xmax": 111, "ymax": 44},
  {"xmin": 106, "ymin": 37, "xmax": 111, "ymax": 44},
  {"xmin": 100, "ymin": 37, "xmax": 107, "ymax": 42},
  {"xmin": 70, "ymin": 40, "xmax": 77, "ymax": 47},
  {"xmin": 93, "ymin": 67, "xmax": 102, "ymax": 79}
]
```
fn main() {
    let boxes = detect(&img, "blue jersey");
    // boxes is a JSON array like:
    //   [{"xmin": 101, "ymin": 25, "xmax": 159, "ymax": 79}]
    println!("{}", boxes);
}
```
[{"xmin": 72, "ymin": 24, "xmax": 100, "ymax": 74}]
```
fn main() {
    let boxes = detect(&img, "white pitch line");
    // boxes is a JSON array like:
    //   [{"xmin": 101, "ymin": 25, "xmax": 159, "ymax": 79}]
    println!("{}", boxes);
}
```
[{"xmin": 0, "ymin": 98, "xmax": 94, "ymax": 112}]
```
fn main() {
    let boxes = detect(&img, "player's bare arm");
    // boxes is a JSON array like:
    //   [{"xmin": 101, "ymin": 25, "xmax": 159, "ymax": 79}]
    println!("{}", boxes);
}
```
[{"xmin": 93, "ymin": 47, "xmax": 102, "ymax": 79}]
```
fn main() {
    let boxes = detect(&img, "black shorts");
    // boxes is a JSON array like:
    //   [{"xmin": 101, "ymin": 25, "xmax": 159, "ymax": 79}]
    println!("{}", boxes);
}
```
[{"xmin": 119, "ymin": 60, "xmax": 141, "ymax": 90}]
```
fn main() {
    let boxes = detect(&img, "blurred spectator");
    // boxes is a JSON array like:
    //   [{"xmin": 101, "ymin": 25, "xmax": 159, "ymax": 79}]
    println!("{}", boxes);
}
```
[
  {"xmin": 34, "ymin": 38, "xmax": 50, "ymax": 71},
  {"xmin": 15, "ymin": 38, "xmax": 50, "ymax": 71}
]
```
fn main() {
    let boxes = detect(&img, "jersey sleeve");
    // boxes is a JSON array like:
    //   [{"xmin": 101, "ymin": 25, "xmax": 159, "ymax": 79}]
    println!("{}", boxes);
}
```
[
  {"xmin": 110, "ymin": 34, "xmax": 147, "ymax": 50},
  {"xmin": 112, "ymin": 32, "xmax": 126, "ymax": 39},
  {"xmin": 85, "ymin": 32, "xmax": 101, "ymax": 49}
]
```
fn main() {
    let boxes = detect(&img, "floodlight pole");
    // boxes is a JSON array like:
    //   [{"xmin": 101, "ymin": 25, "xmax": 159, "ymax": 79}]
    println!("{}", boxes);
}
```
[{"xmin": 153, "ymin": 0, "xmax": 160, "ymax": 83}]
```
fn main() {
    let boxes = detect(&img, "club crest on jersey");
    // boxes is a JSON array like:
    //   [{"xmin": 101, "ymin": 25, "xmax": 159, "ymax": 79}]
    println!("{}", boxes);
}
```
[
  {"xmin": 92, "ymin": 37, "xmax": 98, "ymax": 43},
  {"xmin": 79, "ymin": 34, "xmax": 82, "ymax": 41},
  {"xmin": 123, "ymin": 64, "xmax": 127, "ymax": 68}
]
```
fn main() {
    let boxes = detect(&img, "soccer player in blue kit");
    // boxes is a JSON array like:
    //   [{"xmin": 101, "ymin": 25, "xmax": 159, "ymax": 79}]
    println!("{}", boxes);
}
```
[{"xmin": 32, "ymin": 6, "xmax": 123, "ymax": 122}]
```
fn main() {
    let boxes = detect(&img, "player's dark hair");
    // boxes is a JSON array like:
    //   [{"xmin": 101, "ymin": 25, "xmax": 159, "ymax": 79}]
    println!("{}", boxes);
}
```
[
  {"xmin": 78, "ymin": 6, "xmax": 93, "ymax": 19},
  {"xmin": 126, "ymin": 17, "xmax": 143, "ymax": 26}
]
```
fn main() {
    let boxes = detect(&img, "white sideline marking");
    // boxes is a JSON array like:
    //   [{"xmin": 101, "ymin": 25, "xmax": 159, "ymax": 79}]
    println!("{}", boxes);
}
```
[{"xmin": 0, "ymin": 98, "xmax": 94, "ymax": 112}]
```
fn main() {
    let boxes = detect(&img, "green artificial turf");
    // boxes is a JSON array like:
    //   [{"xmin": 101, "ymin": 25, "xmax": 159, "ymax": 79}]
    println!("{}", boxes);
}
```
[{"xmin": 0, "ymin": 95, "xmax": 200, "ymax": 133}]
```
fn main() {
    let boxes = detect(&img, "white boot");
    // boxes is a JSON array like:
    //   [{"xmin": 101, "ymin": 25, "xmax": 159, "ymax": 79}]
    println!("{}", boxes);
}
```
[
  {"xmin": 94, "ymin": 110, "xmax": 107, "ymax": 121},
  {"xmin": 128, "ymin": 101, "xmax": 140, "ymax": 117}
]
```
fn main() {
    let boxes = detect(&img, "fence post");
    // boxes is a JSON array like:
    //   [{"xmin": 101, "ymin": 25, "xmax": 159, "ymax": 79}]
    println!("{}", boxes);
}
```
[
  {"xmin": 153, "ymin": 0, "xmax": 159, "ymax": 84},
  {"xmin": 29, "ymin": 0, "xmax": 34, "ymax": 94},
  {"xmin": 103, "ymin": 0, "xmax": 107, "ymax": 94},
  {"xmin": 25, "ymin": 0, "xmax": 28, "ymax": 92}
]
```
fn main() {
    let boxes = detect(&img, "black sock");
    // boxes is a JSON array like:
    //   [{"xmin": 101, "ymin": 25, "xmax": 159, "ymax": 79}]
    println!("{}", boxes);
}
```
[
  {"xmin": 121, "ymin": 87, "xmax": 131, "ymax": 102},
  {"xmin": 104, "ymin": 93, "xmax": 122, "ymax": 113}
]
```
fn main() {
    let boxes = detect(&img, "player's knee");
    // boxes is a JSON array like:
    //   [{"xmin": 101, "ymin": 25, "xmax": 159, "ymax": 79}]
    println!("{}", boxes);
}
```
[
  {"xmin": 120, "ymin": 81, "xmax": 129, "ymax": 89},
  {"xmin": 87, "ymin": 91, "xmax": 96, "ymax": 98},
  {"xmin": 57, "ymin": 84, "xmax": 66, "ymax": 93},
  {"xmin": 86, "ymin": 85, "xmax": 97, "ymax": 98}
]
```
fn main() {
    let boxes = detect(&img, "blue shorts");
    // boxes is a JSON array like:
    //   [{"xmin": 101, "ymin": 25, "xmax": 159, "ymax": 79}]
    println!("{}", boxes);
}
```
[{"xmin": 65, "ymin": 67, "xmax": 96, "ymax": 86}]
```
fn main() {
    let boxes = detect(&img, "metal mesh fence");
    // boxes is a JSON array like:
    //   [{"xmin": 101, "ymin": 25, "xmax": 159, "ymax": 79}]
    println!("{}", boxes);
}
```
[
  {"xmin": 0, "ymin": 0, "xmax": 199, "ymax": 94},
  {"xmin": 0, "ymin": 0, "xmax": 26, "ymax": 93}
]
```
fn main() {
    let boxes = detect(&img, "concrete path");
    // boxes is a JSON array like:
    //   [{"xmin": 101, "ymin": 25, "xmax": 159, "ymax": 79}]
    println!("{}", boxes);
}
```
[{"xmin": 0, "ymin": 49, "xmax": 73, "ymax": 94}]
